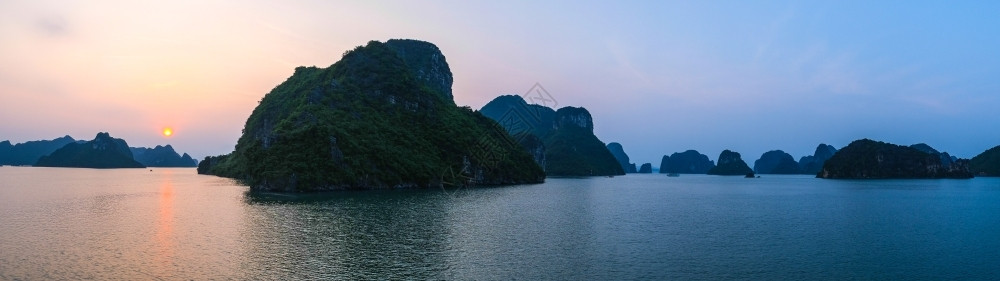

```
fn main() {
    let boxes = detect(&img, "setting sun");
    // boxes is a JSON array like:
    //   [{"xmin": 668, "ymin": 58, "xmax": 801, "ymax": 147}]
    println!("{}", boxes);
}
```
[{"xmin": 162, "ymin": 128, "xmax": 173, "ymax": 137}]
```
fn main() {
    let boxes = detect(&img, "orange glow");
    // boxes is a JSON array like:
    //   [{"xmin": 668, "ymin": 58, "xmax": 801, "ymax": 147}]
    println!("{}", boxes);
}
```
[
  {"xmin": 154, "ymin": 172, "xmax": 175, "ymax": 275},
  {"xmin": 162, "ymin": 128, "xmax": 173, "ymax": 137}
]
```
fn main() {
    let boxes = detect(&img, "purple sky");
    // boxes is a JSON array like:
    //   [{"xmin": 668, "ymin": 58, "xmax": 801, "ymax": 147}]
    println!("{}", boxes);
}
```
[{"xmin": 2, "ymin": 1, "xmax": 999, "ymax": 166}]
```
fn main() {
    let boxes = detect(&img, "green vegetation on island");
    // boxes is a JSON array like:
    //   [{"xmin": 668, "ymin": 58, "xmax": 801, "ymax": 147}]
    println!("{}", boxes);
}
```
[
  {"xmin": 35, "ymin": 132, "xmax": 144, "ymax": 168},
  {"xmin": 480, "ymin": 96, "xmax": 625, "ymax": 176},
  {"xmin": 970, "ymin": 145, "xmax": 1000, "ymax": 176},
  {"xmin": 198, "ymin": 39, "xmax": 544, "ymax": 191},
  {"xmin": 818, "ymin": 139, "xmax": 972, "ymax": 179}
]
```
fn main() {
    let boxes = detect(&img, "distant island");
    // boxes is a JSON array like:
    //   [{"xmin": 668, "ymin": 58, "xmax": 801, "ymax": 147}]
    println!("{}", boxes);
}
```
[
  {"xmin": 131, "ymin": 145, "xmax": 197, "ymax": 167},
  {"xmin": 818, "ymin": 139, "xmax": 973, "ymax": 179},
  {"xmin": 707, "ymin": 150, "xmax": 752, "ymax": 176},
  {"xmin": 654, "ymin": 145, "xmax": 840, "ymax": 176},
  {"xmin": 0, "ymin": 136, "xmax": 77, "ymax": 166},
  {"xmin": 753, "ymin": 150, "xmax": 802, "ymax": 174},
  {"xmin": 2, "ymin": 134, "xmax": 198, "ymax": 168},
  {"xmin": 198, "ymin": 39, "xmax": 544, "ymax": 191},
  {"xmin": 480, "ymin": 95, "xmax": 624, "ymax": 176},
  {"xmin": 797, "ymin": 144, "xmax": 838, "ymax": 175},
  {"xmin": 35, "ymin": 132, "xmax": 145, "ymax": 168},
  {"xmin": 638, "ymin": 163, "xmax": 652, "ymax": 173},
  {"xmin": 659, "ymin": 150, "xmax": 715, "ymax": 174}
]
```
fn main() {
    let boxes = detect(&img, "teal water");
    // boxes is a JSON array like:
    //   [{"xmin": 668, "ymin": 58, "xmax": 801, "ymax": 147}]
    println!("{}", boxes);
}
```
[{"xmin": 1, "ymin": 167, "xmax": 998, "ymax": 280}]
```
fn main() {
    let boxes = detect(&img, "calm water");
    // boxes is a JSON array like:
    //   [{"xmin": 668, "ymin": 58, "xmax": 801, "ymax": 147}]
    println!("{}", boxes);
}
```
[{"xmin": 1, "ymin": 167, "xmax": 999, "ymax": 280}]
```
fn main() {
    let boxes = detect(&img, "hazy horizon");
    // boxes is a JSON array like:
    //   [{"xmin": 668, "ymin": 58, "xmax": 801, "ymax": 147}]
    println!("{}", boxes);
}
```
[{"xmin": 3, "ymin": 1, "xmax": 999, "ymax": 166}]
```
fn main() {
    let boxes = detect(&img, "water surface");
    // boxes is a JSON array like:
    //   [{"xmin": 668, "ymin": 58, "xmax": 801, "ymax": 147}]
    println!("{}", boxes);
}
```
[{"xmin": 1, "ymin": 167, "xmax": 998, "ymax": 280}]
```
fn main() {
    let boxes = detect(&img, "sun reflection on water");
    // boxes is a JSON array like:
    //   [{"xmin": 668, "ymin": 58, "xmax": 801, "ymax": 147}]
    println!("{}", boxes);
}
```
[{"xmin": 153, "ymin": 170, "xmax": 175, "ymax": 276}]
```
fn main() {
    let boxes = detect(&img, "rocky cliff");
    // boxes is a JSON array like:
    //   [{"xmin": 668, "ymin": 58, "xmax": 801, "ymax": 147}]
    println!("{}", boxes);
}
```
[
  {"xmin": 607, "ymin": 142, "xmax": 635, "ymax": 173},
  {"xmin": 542, "ymin": 107, "xmax": 625, "ymax": 176},
  {"xmin": 818, "ymin": 139, "xmax": 972, "ymax": 179},
  {"xmin": 384, "ymin": 40, "xmax": 454, "ymax": 101},
  {"xmin": 480, "ymin": 96, "xmax": 624, "ymax": 176}
]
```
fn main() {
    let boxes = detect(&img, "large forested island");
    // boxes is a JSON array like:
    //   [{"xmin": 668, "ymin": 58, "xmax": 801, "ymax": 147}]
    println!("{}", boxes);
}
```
[
  {"xmin": 818, "ymin": 139, "xmax": 973, "ymax": 179},
  {"xmin": 198, "ymin": 39, "xmax": 544, "ymax": 191}
]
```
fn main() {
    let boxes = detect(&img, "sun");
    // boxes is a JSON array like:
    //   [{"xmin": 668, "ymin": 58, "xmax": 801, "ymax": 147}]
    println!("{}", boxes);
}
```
[{"xmin": 162, "ymin": 127, "xmax": 173, "ymax": 137}]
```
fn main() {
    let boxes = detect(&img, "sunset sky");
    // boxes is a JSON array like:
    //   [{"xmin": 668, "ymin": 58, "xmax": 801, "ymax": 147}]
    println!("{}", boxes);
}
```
[{"xmin": 2, "ymin": 0, "xmax": 999, "ymax": 166}]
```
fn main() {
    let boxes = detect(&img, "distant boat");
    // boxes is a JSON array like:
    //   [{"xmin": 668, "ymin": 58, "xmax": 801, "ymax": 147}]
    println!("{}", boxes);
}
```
[
  {"xmin": 745, "ymin": 172, "xmax": 756, "ymax": 178},
  {"xmin": 666, "ymin": 173, "xmax": 680, "ymax": 177}
]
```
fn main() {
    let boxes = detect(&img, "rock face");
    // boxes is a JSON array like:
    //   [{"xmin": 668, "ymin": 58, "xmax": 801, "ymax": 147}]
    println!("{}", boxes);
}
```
[
  {"xmin": 799, "ymin": 144, "xmax": 838, "ymax": 175},
  {"xmin": 480, "ymin": 95, "xmax": 624, "ymax": 176},
  {"xmin": 515, "ymin": 133, "xmax": 546, "ymax": 171},
  {"xmin": 659, "ymin": 150, "xmax": 715, "ymax": 174},
  {"xmin": 707, "ymin": 150, "xmax": 752, "ymax": 175},
  {"xmin": 971, "ymin": 145, "xmax": 1000, "ymax": 176},
  {"xmin": 35, "ymin": 132, "xmax": 144, "ymax": 168},
  {"xmin": 384, "ymin": 40, "xmax": 454, "ymax": 101},
  {"xmin": 131, "ymin": 145, "xmax": 197, "ymax": 167},
  {"xmin": 542, "ymin": 107, "xmax": 625, "ymax": 176},
  {"xmin": 0, "ymin": 136, "xmax": 77, "ymax": 166},
  {"xmin": 606, "ymin": 142, "xmax": 635, "ymax": 173},
  {"xmin": 818, "ymin": 139, "xmax": 973, "ymax": 179},
  {"xmin": 198, "ymin": 39, "xmax": 544, "ymax": 191},
  {"xmin": 754, "ymin": 150, "xmax": 802, "ymax": 174},
  {"xmin": 638, "ymin": 163, "xmax": 653, "ymax": 173}
]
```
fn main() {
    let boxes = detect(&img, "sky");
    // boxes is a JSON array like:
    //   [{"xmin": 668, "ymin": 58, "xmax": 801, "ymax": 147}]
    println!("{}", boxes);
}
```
[{"xmin": 2, "ymin": 0, "xmax": 999, "ymax": 166}]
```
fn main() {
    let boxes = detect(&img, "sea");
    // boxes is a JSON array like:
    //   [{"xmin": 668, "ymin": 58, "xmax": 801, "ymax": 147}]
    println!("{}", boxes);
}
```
[{"xmin": 1, "ymin": 167, "xmax": 998, "ymax": 280}]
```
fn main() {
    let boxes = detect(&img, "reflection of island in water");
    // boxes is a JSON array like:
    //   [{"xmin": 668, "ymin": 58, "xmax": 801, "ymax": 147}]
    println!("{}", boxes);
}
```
[{"xmin": 238, "ymin": 190, "xmax": 455, "ymax": 279}]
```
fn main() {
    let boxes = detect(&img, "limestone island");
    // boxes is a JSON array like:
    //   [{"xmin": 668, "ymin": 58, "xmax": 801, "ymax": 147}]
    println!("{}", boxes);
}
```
[
  {"xmin": 707, "ymin": 150, "xmax": 753, "ymax": 176},
  {"xmin": 818, "ymin": 139, "xmax": 972, "ymax": 179},
  {"xmin": 35, "ymin": 132, "xmax": 145, "ymax": 169},
  {"xmin": 480, "ymin": 95, "xmax": 624, "ymax": 176},
  {"xmin": 198, "ymin": 39, "xmax": 545, "ymax": 191}
]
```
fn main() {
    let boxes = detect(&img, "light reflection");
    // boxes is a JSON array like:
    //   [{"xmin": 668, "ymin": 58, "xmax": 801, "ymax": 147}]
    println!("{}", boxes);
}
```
[{"xmin": 153, "ymin": 170, "xmax": 175, "ymax": 275}]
